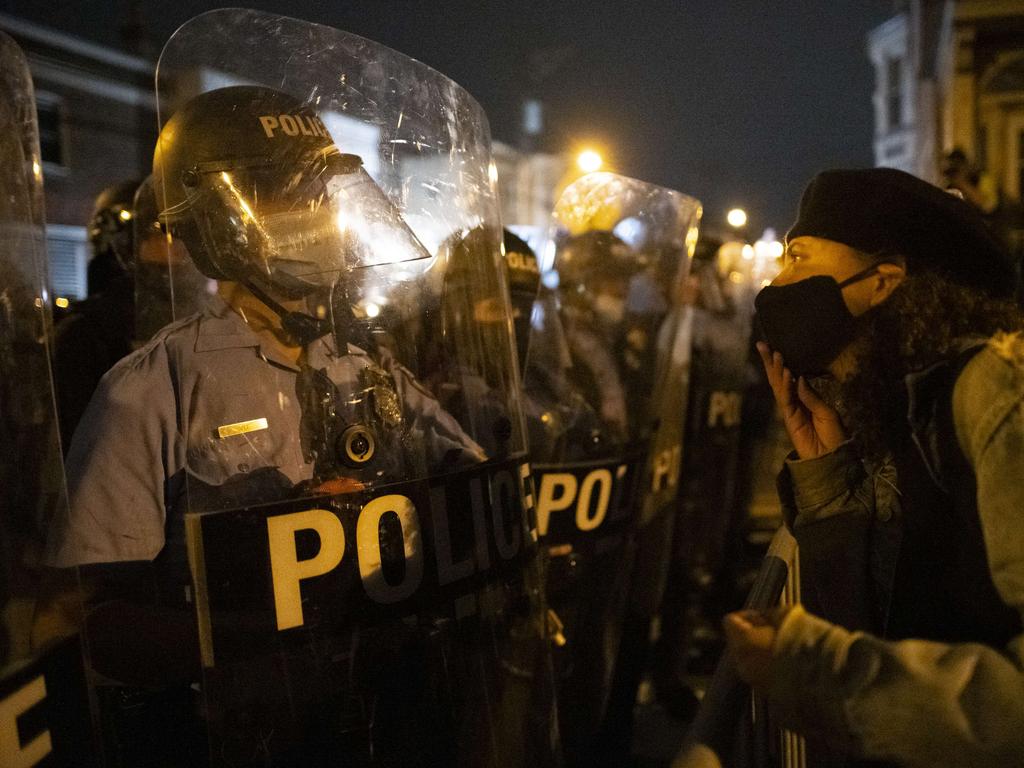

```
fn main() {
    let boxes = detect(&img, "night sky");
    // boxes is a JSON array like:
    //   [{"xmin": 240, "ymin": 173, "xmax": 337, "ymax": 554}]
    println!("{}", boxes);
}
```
[{"xmin": 2, "ymin": 0, "xmax": 895, "ymax": 234}]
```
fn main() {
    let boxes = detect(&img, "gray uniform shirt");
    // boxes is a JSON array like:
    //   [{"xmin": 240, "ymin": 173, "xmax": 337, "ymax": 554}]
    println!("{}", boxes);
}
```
[{"xmin": 46, "ymin": 299, "xmax": 485, "ymax": 567}]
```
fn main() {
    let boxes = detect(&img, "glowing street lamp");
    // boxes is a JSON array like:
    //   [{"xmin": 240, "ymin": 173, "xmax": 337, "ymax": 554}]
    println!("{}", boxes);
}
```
[
  {"xmin": 576, "ymin": 149, "xmax": 603, "ymax": 174},
  {"xmin": 726, "ymin": 207, "xmax": 748, "ymax": 228}
]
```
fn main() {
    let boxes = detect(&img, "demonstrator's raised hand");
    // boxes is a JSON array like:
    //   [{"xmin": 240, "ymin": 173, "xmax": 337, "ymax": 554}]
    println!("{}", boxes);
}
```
[{"xmin": 756, "ymin": 341, "xmax": 847, "ymax": 460}]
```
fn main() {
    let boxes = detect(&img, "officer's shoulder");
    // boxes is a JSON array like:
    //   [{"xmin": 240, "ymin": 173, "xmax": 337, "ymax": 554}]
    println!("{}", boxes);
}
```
[
  {"xmin": 373, "ymin": 347, "xmax": 438, "ymax": 400},
  {"xmin": 103, "ymin": 312, "xmax": 205, "ymax": 380}
]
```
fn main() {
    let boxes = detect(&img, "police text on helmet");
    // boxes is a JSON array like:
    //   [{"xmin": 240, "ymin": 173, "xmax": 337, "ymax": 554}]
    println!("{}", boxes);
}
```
[{"xmin": 257, "ymin": 113, "xmax": 330, "ymax": 139}]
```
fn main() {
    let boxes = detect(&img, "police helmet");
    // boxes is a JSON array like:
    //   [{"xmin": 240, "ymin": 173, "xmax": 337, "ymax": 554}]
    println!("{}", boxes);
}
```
[
  {"xmin": 504, "ymin": 229, "xmax": 540, "ymax": 299},
  {"xmin": 503, "ymin": 229, "xmax": 540, "ymax": 369},
  {"xmin": 153, "ymin": 86, "xmax": 425, "ymax": 300},
  {"xmin": 89, "ymin": 179, "xmax": 142, "ymax": 271},
  {"xmin": 555, "ymin": 230, "xmax": 634, "ymax": 308}
]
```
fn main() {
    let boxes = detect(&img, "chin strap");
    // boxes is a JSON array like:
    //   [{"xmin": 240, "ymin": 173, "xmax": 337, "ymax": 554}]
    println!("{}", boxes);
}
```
[{"xmin": 238, "ymin": 277, "xmax": 333, "ymax": 347}]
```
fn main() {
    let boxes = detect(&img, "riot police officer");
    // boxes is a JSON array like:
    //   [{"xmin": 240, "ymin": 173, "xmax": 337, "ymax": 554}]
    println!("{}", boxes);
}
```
[
  {"xmin": 552, "ymin": 230, "xmax": 635, "ymax": 443},
  {"xmin": 131, "ymin": 175, "xmax": 214, "ymax": 344},
  {"xmin": 654, "ymin": 236, "xmax": 755, "ymax": 715},
  {"xmin": 41, "ymin": 9, "xmax": 560, "ymax": 764},
  {"xmin": 503, "ymin": 229, "xmax": 541, "ymax": 373},
  {"xmin": 37, "ymin": 85, "xmax": 486, "ymax": 766},
  {"xmin": 45, "ymin": 85, "xmax": 484, "ymax": 573},
  {"xmin": 85, "ymin": 180, "xmax": 138, "ymax": 296}
]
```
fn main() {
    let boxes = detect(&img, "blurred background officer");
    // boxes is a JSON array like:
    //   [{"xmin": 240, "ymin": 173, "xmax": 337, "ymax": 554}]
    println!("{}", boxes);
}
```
[
  {"xmin": 555, "ymin": 230, "xmax": 634, "ymax": 442},
  {"xmin": 726, "ymin": 168, "xmax": 1024, "ymax": 766},
  {"xmin": 86, "ymin": 181, "xmax": 138, "ymax": 297},
  {"xmin": 131, "ymin": 175, "xmax": 215, "ymax": 344},
  {"xmin": 654, "ymin": 236, "xmax": 754, "ymax": 718},
  {"xmin": 503, "ymin": 228, "xmax": 542, "ymax": 375},
  {"xmin": 417, "ymin": 226, "xmax": 547, "ymax": 461},
  {"xmin": 421, "ymin": 226, "xmax": 519, "ymax": 458},
  {"xmin": 502, "ymin": 228, "xmax": 608, "ymax": 465},
  {"xmin": 528, "ymin": 172, "xmax": 700, "ymax": 768},
  {"xmin": 518, "ymin": 245, "xmax": 605, "ymax": 465},
  {"xmin": 52, "ymin": 180, "xmax": 140, "ymax": 450}
]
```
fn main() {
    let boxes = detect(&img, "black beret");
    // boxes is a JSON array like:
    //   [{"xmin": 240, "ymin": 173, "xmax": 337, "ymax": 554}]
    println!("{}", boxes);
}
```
[{"xmin": 787, "ymin": 167, "xmax": 1015, "ymax": 298}]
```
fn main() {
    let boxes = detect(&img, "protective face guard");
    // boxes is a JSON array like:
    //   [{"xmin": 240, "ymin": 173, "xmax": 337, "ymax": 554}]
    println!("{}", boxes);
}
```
[{"xmin": 173, "ymin": 152, "xmax": 431, "ymax": 298}]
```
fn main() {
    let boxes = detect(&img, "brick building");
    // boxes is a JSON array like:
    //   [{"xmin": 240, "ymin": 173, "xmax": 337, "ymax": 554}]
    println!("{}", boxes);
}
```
[{"xmin": 0, "ymin": 12, "xmax": 157, "ymax": 300}]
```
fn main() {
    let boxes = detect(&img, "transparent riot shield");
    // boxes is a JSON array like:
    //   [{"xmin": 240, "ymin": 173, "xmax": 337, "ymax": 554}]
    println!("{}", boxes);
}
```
[
  {"xmin": 0, "ymin": 31, "xmax": 99, "ymax": 765},
  {"xmin": 524, "ymin": 172, "xmax": 699, "ymax": 765},
  {"xmin": 654, "ymin": 239, "xmax": 757, "ymax": 705},
  {"xmin": 57, "ymin": 9, "xmax": 562, "ymax": 766},
  {"xmin": 599, "ymin": 190, "xmax": 700, "ymax": 765},
  {"xmin": 677, "ymin": 241, "xmax": 759, "ymax": 623}
]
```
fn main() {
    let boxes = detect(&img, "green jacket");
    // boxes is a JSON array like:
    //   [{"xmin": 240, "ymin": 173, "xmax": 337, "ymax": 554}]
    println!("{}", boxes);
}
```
[{"xmin": 767, "ymin": 332, "xmax": 1024, "ymax": 767}]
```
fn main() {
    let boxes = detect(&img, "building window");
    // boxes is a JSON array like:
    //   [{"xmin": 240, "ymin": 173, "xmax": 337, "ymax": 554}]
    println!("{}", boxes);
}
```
[
  {"xmin": 46, "ymin": 225, "xmax": 89, "ymax": 301},
  {"xmin": 35, "ymin": 93, "xmax": 66, "ymax": 168},
  {"xmin": 887, "ymin": 57, "xmax": 903, "ymax": 130}
]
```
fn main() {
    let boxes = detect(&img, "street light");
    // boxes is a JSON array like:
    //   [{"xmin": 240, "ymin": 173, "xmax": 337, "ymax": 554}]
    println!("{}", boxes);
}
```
[
  {"xmin": 726, "ymin": 207, "xmax": 748, "ymax": 228},
  {"xmin": 577, "ymin": 149, "xmax": 603, "ymax": 174}
]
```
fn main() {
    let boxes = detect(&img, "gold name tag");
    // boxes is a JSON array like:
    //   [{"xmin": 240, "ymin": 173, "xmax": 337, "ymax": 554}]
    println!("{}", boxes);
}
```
[{"xmin": 217, "ymin": 418, "xmax": 268, "ymax": 439}]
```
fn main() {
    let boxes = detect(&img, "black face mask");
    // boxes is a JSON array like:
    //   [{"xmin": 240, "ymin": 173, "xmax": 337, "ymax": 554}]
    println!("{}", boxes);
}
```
[{"xmin": 753, "ymin": 264, "xmax": 879, "ymax": 379}]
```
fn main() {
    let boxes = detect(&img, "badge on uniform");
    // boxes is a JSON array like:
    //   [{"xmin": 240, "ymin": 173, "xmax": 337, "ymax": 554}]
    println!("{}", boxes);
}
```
[
  {"xmin": 359, "ymin": 365, "xmax": 402, "ymax": 428},
  {"xmin": 217, "ymin": 418, "xmax": 269, "ymax": 439}
]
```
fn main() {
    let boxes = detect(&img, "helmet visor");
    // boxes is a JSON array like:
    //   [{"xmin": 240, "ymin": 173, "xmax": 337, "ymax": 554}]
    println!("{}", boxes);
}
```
[{"xmin": 177, "ymin": 150, "xmax": 431, "ymax": 291}]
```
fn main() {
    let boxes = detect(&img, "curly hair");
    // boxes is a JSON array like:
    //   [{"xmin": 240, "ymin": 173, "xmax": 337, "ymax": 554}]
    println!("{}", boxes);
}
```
[{"xmin": 827, "ymin": 268, "xmax": 1023, "ymax": 461}]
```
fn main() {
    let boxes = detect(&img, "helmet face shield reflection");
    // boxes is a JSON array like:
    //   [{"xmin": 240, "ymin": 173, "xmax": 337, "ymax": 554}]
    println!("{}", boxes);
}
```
[{"xmin": 173, "ymin": 150, "xmax": 431, "ymax": 296}]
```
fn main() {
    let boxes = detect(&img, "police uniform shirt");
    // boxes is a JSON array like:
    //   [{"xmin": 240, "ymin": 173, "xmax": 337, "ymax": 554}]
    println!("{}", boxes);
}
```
[{"xmin": 46, "ymin": 299, "xmax": 485, "ymax": 568}]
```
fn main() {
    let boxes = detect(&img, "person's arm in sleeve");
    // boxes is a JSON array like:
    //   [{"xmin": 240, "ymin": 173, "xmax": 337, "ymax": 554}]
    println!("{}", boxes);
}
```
[
  {"xmin": 763, "ymin": 337, "xmax": 1024, "ymax": 767},
  {"xmin": 777, "ymin": 441, "xmax": 884, "ymax": 631},
  {"xmin": 46, "ymin": 340, "xmax": 179, "ymax": 566},
  {"xmin": 755, "ymin": 340, "xmax": 884, "ymax": 629},
  {"xmin": 33, "ymin": 339, "xmax": 180, "ymax": 648},
  {"xmin": 764, "ymin": 604, "xmax": 1024, "ymax": 766}
]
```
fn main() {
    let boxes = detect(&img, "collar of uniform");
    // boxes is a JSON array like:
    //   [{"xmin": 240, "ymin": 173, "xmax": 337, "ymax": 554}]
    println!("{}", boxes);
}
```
[
  {"xmin": 194, "ymin": 298, "xmax": 262, "ymax": 353},
  {"xmin": 194, "ymin": 298, "xmax": 345, "ymax": 370}
]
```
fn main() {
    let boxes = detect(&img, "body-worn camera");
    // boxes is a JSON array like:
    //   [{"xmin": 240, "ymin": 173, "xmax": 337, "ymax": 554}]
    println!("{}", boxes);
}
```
[{"xmin": 297, "ymin": 361, "xmax": 405, "ymax": 487}]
